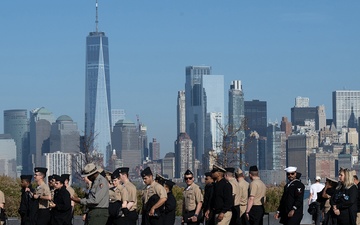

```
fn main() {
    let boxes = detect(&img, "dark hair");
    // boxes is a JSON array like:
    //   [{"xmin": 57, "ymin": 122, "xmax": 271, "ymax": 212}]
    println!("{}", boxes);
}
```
[
  {"xmin": 354, "ymin": 175, "xmax": 359, "ymax": 180},
  {"xmin": 249, "ymin": 171, "xmax": 259, "ymax": 176}
]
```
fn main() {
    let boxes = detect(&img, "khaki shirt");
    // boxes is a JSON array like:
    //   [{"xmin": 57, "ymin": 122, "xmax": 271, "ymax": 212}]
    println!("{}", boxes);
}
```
[
  {"xmin": 109, "ymin": 185, "xmax": 128, "ymax": 203},
  {"xmin": 249, "ymin": 177, "xmax": 266, "ymax": 206},
  {"xmin": 123, "ymin": 180, "xmax": 138, "ymax": 211},
  {"xmin": 80, "ymin": 174, "xmax": 109, "ymax": 208},
  {"xmin": 0, "ymin": 190, "xmax": 5, "ymax": 205},
  {"xmin": 66, "ymin": 186, "xmax": 76, "ymax": 197},
  {"xmin": 35, "ymin": 182, "xmax": 51, "ymax": 209},
  {"xmin": 229, "ymin": 178, "xmax": 241, "ymax": 206},
  {"xmin": 183, "ymin": 183, "xmax": 203, "ymax": 212},
  {"xmin": 238, "ymin": 179, "xmax": 249, "ymax": 206},
  {"xmin": 142, "ymin": 181, "xmax": 167, "ymax": 205}
]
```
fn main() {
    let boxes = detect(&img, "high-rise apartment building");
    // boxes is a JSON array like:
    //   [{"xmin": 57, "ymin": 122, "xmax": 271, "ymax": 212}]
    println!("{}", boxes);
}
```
[
  {"xmin": 244, "ymin": 100, "xmax": 267, "ymax": 137},
  {"xmin": 228, "ymin": 80, "xmax": 245, "ymax": 168},
  {"xmin": 29, "ymin": 107, "xmax": 54, "ymax": 171},
  {"xmin": 84, "ymin": 2, "xmax": 112, "ymax": 166},
  {"xmin": 4, "ymin": 109, "xmax": 29, "ymax": 175},
  {"xmin": 332, "ymin": 90, "xmax": 360, "ymax": 131},
  {"xmin": 185, "ymin": 66, "xmax": 211, "ymax": 162},
  {"xmin": 50, "ymin": 115, "xmax": 80, "ymax": 153}
]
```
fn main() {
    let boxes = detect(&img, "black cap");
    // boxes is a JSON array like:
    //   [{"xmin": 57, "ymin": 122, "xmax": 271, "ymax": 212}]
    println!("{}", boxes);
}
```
[
  {"xmin": 204, "ymin": 172, "xmax": 212, "ymax": 177},
  {"xmin": 141, "ymin": 167, "xmax": 153, "ymax": 178},
  {"xmin": 61, "ymin": 174, "xmax": 70, "ymax": 181},
  {"xmin": 34, "ymin": 167, "xmax": 48, "ymax": 175},
  {"xmin": 53, "ymin": 175, "xmax": 65, "ymax": 184},
  {"xmin": 249, "ymin": 165, "xmax": 258, "ymax": 172},
  {"xmin": 164, "ymin": 179, "xmax": 175, "ymax": 188},
  {"xmin": 20, "ymin": 175, "xmax": 33, "ymax": 182},
  {"xmin": 155, "ymin": 174, "xmax": 166, "ymax": 185},
  {"xmin": 118, "ymin": 167, "xmax": 129, "ymax": 174},
  {"xmin": 225, "ymin": 167, "xmax": 235, "ymax": 173},
  {"xmin": 184, "ymin": 169, "xmax": 193, "ymax": 176},
  {"xmin": 48, "ymin": 175, "xmax": 54, "ymax": 181},
  {"xmin": 112, "ymin": 168, "xmax": 121, "ymax": 179}
]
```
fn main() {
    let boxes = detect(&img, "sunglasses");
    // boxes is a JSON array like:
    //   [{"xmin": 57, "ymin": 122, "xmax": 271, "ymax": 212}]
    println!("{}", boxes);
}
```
[
  {"xmin": 184, "ymin": 177, "xmax": 193, "ymax": 180},
  {"xmin": 287, "ymin": 172, "xmax": 295, "ymax": 176}
]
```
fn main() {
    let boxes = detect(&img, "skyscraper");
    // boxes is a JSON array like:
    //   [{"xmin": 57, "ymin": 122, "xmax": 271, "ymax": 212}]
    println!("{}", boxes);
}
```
[
  {"xmin": 177, "ymin": 91, "xmax": 186, "ymax": 137},
  {"xmin": 228, "ymin": 80, "xmax": 245, "ymax": 168},
  {"xmin": 244, "ymin": 100, "xmax": 267, "ymax": 137},
  {"xmin": 4, "ymin": 109, "xmax": 29, "ymax": 175},
  {"xmin": 84, "ymin": 1, "xmax": 112, "ymax": 166},
  {"xmin": 149, "ymin": 138, "xmax": 160, "ymax": 161},
  {"xmin": 49, "ymin": 115, "xmax": 80, "ymax": 153},
  {"xmin": 29, "ymin": 107, "xmax": 54, "ymax": 170},
  {"xmin": 332, "ymin": 90, "xmax": 360, "ymax": 131},
  {"xmin": 185, "ymin": 66, "xmax": 211, "ymax": 162}
]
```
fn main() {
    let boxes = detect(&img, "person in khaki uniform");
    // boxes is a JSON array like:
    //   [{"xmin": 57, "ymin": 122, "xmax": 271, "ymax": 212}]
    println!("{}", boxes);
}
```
[
  {"xmin": 107, "ymin": 169, "xmax": 128, "ymax": 225},
  {"xmin": 225, "ymin": 168, "xmax": 241, "ymax": 225},
  {"xmin": 235, "ymin": 168, "xmax": 249, "ymax": 223},
  {"xmin": 72, "ymin": 163, "xmax": 109, "ymax": 225},
  {"xmin": 119, "ymin": 167, "xmax": 138, "ymax": 225},
  {"xmin": 0, "ymin": 190, "xmax": 5, "ymax": 225},
  {"xmin": 183, "ymin": 170, "xmax": 203, "ymax": 225},
  {"xmin": 245, "ymin": 166, "xmax": 266, "ymax": 225},
  {"xmin": 31, "ymin": 167, "xmax": 52, "ymax": 225},
  {"xmin": 141, "ymin": 167, "xmax": 167, "ymax": 225}
]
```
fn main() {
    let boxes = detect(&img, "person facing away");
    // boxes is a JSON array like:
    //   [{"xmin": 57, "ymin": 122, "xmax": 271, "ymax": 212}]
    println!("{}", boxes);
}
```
[
  {"xmin": 274, "ymin": 166, "xmax": 305, "ymax": 225},
  {"xmin": 235, "ymin": 168, "xmax": 249, "ymax": 224},
  {"xmin": 308, "ymin": 176, "xmax": 325, "ymax": 225},
  {"xmin": 19, "ymin": 175, "xmax": 38, "ymax": 225},
  {"xmin": 245, "ymin": 165, "xmax": 266, "ymax": 225},
  {"xmin": 119, "ymin": 167, "xmax": 138, "ymax": 225},
  {"xmin": 224, "ymin": 167, "xmax": 241, "ymax": 225}
]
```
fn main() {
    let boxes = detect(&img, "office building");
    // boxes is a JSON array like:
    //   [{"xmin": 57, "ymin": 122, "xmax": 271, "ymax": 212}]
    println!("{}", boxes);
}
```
[
  {"xmin": 287, "ymin": 132, "xmax": 319, "ymax": 181},
  {"xmin": 112, "ymin": 119, "xmax": 141, "ymax": 175},
  {"xmin": 333, "ymin": 90, "xmax": 360, "ymax": 131},
  {"xmin": 266, "ymin": 123, "xmax": 286, "ymax": 170},
  {"xmin": 29, "ymin": 107, "xmax": 54, "ymax": 170},
  {"xmin": 316, "ymin": 105, "xmax": 327, "ymax": 131},
  {"xmin": 149, "ymin": 138, "xmax": 160, "ymax": 161},
  {"xmin": 84, "ymin": 2, "xmax": 112, "ymax": 166},
  {"xmin": 50, "ymin": 115, "xmax": 80, "ymax": 153},
  {"xmin": 228, "ymin": 80, "xmax": 245, "ymax": 169},
  {"xmin": 291, "ymin": 106, "xmax": 317, "ymax": 127},
  {"xmin": 185, "ymin": 65, "xmax": 211, "ymax": 162},
  {"xmin": 244, "ymin": 100, "xmax": 267, "ymax": 137},
  {"xmin": 175, "ymin": 133, "xmax": 194, "ymax": 178},
  {"xmin": 295, "ymin": 96, "xmax": 310, "ymax": 108},
  {"xmin": 308, "ymin": 151, "xmax": 337, "ymax": 181},
  {"xmin": 177, "ymin": 91, "xmax": 186, "ymax": 136},
  {"xmin": 0, "ymin": 134, "xmax": 17, "ymax": 178},
  {"xmin": 280, "ymin": 116, "xmax": 292, "ymax": 137},
  {"xmin": 3, "ymin": 109, "xmax": 29, "ymax": 175},
  {"xmin": 162, "ymin": 152, "xmax": 175, "ymax": 179},
  {"xmin": 139, "ymin": 124, "xmax": 148, "ymax": 162},
  {"xmin": 111, "ymin": 109, "xmax": 125, "ymax": 131}
]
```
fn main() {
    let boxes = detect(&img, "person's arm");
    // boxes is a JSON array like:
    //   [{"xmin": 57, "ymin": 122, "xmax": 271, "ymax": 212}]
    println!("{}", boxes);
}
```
[
  {"xmin": 54, "ymin": 191, "xmax": 72, "ymax": 211},
  {"xmin": 336, "ymin": 185, "xmax": 357, "ymax": 210}
]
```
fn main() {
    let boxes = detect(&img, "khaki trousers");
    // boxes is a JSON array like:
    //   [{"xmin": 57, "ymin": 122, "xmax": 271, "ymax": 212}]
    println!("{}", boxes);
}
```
[
  {"xmin": 240, "ymin": 205, "xmax": 247, "ymax": 217},
  {"xmin": 215, "ymin": 211, "xmax": 232, "ymax": 225},
  {"xmin": 356, "ymin": 212, "xmax": 360, "ymax": 225}
]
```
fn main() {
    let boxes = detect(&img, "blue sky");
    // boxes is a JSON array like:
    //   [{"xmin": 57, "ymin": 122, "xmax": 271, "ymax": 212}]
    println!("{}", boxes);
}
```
[{"xmin": 1, "ymin": 1, "xmax": 360, "ymax": 157}]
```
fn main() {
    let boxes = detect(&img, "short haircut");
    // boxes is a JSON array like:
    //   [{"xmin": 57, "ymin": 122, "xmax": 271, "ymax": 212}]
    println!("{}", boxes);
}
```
[
  {"xmin": 249, "ymin": 171, "xmax": 259, "ymax": 176},
  {"xmin": 354, "ymin": 175, "xmax": 359, "ymax": 180}
]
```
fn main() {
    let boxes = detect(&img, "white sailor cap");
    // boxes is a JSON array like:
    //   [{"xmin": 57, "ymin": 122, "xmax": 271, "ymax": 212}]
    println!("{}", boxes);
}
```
[{"xmin": 284, "ymin": 166, "xmax": 297, "ymax": 173}]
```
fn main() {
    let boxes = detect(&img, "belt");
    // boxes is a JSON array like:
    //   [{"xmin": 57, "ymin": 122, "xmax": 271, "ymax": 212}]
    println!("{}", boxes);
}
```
[{"xmin": 184, "ymin": 210, "xmax": 195, "ymax": 213}]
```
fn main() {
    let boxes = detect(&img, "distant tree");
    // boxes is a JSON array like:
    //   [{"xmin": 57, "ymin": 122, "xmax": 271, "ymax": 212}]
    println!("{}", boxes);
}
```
[{"xmin": 0, "ymin": 176, "xmax": 21, "ymax": 217}]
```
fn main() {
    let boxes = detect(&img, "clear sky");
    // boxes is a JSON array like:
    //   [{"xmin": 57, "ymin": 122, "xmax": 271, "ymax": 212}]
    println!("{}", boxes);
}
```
[{"xmin": 1, "ymin": 1, "xmax": 359, "ymax": 157}]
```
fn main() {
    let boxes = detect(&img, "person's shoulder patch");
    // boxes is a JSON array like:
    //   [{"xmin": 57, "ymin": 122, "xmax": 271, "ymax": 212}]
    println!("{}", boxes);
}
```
[{"xmin": 99, "ymin": 183, "xmax": 103, "ymax": 189}]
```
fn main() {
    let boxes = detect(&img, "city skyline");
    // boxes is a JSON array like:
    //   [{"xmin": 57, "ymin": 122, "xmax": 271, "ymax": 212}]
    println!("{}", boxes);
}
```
[{"xmin": 1, "ymin": 1, "xmax": 360, "ymax": 157}]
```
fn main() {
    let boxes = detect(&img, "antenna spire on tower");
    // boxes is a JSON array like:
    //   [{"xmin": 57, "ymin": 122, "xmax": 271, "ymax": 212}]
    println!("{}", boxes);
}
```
[{"xmin": 95, "ymin": 0, "xmax": 99, "ymax": 32}]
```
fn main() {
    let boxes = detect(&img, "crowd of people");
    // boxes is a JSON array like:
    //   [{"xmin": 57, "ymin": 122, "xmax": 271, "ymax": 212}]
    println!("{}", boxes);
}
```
[{"xmin": 0, "ymin": 163, "xmax": 359, "ymax": 225}]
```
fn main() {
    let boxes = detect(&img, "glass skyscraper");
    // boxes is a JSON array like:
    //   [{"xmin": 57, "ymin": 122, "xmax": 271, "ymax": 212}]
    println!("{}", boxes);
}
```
[
  {"xmin": 332, "ymin": 90, "xmax": 360, "ymax": 131},
  {"xmin": 84, "ymin": 27, "xmax": 112, "ymax": 165}
]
